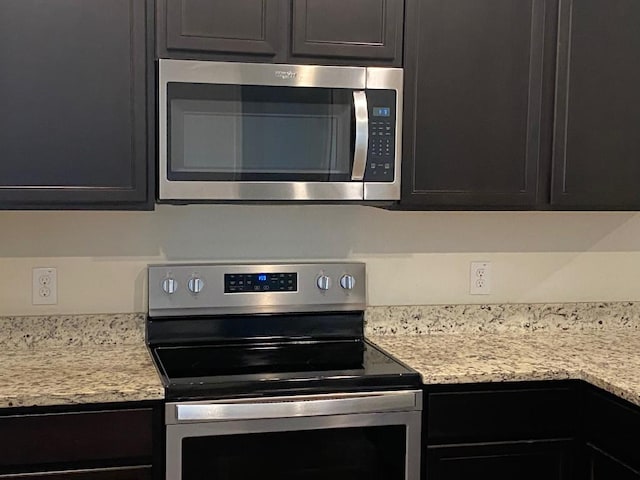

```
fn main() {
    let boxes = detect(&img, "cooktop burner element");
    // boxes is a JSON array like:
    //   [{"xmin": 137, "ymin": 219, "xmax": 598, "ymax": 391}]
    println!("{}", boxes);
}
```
[{"xmin": 147, "ymin": 263, "xmax": 420, "ymax": 401}]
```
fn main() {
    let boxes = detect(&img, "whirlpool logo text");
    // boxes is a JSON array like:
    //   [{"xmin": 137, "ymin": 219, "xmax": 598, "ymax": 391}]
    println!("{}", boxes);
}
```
[{"xmin": 275, "ymin": 70, "xmax": 298, "ymax": 80}]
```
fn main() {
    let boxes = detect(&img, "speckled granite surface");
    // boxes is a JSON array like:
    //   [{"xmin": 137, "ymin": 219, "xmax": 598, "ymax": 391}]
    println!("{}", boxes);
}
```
[
  {"xmin": 0, "ymin": 313, "xmax": 146, "ymax": 348},
  {"xmin": 365, "ymin": 302, "xmax": 640, "ymax": 335},
  {"xmin": 367, "ymin": 302, "xmax": 640, "ymax": 406},
  {"xmin": 3, "ymin": 304, "xmax": 640, "ymax": 409},
  {"xmin": 0, "ymin": 314, "xmax": 163, "ymax": 408},
  {"xmin": 369, "ymin": 330, "xmax": 640, "ymax": 407},
  {"xmin": 0, "ymin": 345, "xmax": 164, "ymax": 408}
]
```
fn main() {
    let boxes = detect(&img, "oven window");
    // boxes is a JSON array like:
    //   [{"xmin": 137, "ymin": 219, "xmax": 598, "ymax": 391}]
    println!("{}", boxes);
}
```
[
  {"xmin": 167, "ymin": 83, "xmax": 354, "ymax": 182},
  {"xmin": 181, "ymin": 425, "xmax": 406, "ymax": 480}
]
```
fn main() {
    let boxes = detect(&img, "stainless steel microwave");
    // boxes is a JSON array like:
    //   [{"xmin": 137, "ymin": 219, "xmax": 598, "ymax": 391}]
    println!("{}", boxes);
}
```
[{"xmin": 158, "ymin": 60, "xmax": 403, "ymax": 202}]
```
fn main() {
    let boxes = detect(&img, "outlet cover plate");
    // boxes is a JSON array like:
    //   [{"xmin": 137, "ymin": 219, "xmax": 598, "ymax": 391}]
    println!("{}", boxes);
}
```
[
  {"xmin": 470, "ymin": 262, "xmax": 491, "ymax": 295},
  {"xmin": 32, "ymin": 267, "xmax": 58, "ymax": 305}
]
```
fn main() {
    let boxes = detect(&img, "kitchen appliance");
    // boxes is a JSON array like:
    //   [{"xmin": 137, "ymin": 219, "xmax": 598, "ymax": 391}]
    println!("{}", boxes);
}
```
[
  {"xmin": 147, "ymin": 262, "xmax": 422, "ymax": 480},
  {"xmin": 158, "ymin": 60, "xmax": 403, "ymax": 202}
]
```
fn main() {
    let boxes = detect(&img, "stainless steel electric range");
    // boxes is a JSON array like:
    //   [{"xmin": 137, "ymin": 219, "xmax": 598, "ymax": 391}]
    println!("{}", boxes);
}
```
[{"xmin": 147, "ymin": 262, "xmax": 422, "ymax": 480}]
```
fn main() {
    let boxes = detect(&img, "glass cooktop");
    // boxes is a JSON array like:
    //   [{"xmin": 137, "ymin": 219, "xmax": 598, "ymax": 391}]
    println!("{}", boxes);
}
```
[{"xmin": 151, "ymin": 339, "xmax": 420, "ymax": 401}]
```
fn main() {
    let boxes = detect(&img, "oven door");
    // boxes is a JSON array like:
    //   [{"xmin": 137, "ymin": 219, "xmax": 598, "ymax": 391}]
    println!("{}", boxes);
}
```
[
  {"xmin": 158, "ymin": 60, "xmax": 401, "ymax": 202},
  {"xmin": 165, "ymin": 390, "xmax": 422, "ymax": 480}
]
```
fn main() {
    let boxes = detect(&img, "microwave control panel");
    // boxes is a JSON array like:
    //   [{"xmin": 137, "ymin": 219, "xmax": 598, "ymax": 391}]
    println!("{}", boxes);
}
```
[{"xmin": 365, "ymin": 90, "xmax": 397, "ymax": 182}]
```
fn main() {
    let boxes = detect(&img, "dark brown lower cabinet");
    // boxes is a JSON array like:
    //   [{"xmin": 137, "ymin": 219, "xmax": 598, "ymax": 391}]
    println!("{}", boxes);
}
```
[
  {"xmin": 423, "ymin": 381, "xmax": 579, "ymax": 480},
  {"xmin": 422, "ymin": 381, "xmax": 640, "ymax": 480},
  {"xmin": 426, "ymin": 440, "xmax": 575, "ymax": 480},
  {"xmin": 0, "ymin": 403, "xmax": 161, "ymax": 480},
  {"xmin": 2, "ymin": 466, "xmax": 152, "ymax": 480},
  {"xmin": 584, "ymin": 387, "xmax": 640, "ymax": 480},
  {"xmin": 586, "ymin": 446, "xmax": 640, "ymax": 480}
]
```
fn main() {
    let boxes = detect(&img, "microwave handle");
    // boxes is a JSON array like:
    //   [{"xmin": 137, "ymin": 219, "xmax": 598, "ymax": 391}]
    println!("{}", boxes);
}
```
[{"xmin": 352, "ymin": 91, "xmax": 369, "ymax": 181}]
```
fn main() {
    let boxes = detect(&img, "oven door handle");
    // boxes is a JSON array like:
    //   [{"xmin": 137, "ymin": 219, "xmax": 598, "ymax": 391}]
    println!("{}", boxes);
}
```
[
  {"xmin": 351, "ymin": 90, "xmax": 369, "ymax": 181},
  {"xmin": 172, "ymin": 390, "xmax": 420, "ymax": 423}
]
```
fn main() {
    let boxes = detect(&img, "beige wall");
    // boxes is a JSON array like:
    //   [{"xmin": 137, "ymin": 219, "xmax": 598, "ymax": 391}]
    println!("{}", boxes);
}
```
[{"xmin": 1, "ymin": 205, "xmax": 639, "ymax": 315}]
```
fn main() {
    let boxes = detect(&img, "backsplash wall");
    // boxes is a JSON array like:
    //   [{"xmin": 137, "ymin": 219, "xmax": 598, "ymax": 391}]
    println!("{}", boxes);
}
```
[{"xmin": 1, "ymin": 205, "xmax": 640, "ymax": 315}]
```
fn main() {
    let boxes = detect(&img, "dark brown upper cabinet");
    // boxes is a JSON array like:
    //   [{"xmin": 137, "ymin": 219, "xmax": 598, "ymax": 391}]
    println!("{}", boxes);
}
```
[
  {"xmin": 401, "ymin": 0, "xmax": 557, "ymax": 209},
  {"xmin": 290, "ymin": 0, "xmax": 403, "ymax": 64},
  {"xmin": 158, "ymin": 0, "xmax": 404, "ymax": 66},
  {"xmin": 551, "ymin": 0, "xmax": 640, "ymax": 209},
  {"xmin": 162, "ymin": 0, "xmax": 282, "ymax": 58},
  {"xmin": 0, "ymin": 0, "xmax": 153, "ymax": 210},
  {"xmin": 402, "ymin": 0, "xmax": 640, "ymax": 211}
]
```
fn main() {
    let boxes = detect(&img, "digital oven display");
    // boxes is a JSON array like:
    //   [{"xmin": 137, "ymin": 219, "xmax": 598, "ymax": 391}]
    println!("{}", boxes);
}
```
[{"xmin": 224, "ymin": 273, "xmax": 297, "ymax": 293}]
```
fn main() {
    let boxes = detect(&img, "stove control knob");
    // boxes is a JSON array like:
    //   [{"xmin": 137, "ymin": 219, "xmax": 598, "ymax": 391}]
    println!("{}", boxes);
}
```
[
  {"xmin": 340, "ymin": 274, "xmax": 356, "ymax": 290},
  {"xmin": 316, "ymin": 274, "xmax": 332, "ymax": 291},
  {"xmin": 162, "ymin": 277, "xmax": 178, "ymax": 295},
  {"xmin": 188, "ymin": 276, "xmax": 204, "ymax": 294}
]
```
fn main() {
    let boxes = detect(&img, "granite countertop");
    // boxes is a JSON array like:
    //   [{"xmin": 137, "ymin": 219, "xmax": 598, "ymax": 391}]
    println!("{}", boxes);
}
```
[
  {"xmin": 3, "ymin": 303, "xmax": 640, "ymax": 409},
  {"xmin": 367, "ymin": 303, "xmax": 640, "ymax": 407},
  {"xmin": 0, "ymin": 314, "xmax": 164, "ymax": 409}
]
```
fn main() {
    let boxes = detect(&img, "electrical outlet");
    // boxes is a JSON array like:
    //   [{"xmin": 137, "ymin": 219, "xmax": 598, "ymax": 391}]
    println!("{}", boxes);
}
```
[
  {"xmin": 470, "ymin": 262, "xmax": 491, "ymax": 295},
  {"xmin": 32, "ymin": 268, "xmax": 58, "ymax": 305}
]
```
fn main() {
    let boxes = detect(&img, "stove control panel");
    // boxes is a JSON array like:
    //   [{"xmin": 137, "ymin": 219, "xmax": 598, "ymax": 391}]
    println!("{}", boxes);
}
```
[{"xmin": 148, "ymin": 262, "xmax": 366, "ymax": 317}]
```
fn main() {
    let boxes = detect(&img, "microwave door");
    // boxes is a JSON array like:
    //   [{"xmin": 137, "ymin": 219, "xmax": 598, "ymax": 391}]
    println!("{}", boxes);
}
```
[
  {"xmin": 352, "ymin": 91, "xmax": 369, "ymax": 182},
  {"xmin": 159, "ymin": 61, "xmax": 374, "ymax": 202}
]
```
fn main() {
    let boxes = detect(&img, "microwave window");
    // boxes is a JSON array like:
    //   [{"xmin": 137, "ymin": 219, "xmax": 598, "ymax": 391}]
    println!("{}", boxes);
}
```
[{"xmin": 168, "ymin": 84, "xmax": 354, "ymax": 182}]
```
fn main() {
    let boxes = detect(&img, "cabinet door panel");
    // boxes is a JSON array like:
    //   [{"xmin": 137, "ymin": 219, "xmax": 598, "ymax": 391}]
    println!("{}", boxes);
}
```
[
  {"xmin": 0, "ymin": 409, "xmax": 153, "ymax": 468},
  {"xmin": 164, "ymin": 0, "xmax": 280, "ymax": 56},
  {"xmin": 552, "ymin": 0, "xmax": 640, "ymax": 208},
  {"xmin": 402, "ymin": 0, "xmax": 553, "ymax": 208},
  {"xmin": 0, "ymin": 0, "xmax": 151, "ymax": 208},
  {"xmin": 587, "ymin": 446, "xmax": 640, "ymax": 480},
  {"xmin": 427, "ymin": 386, "xmax": 578, "ymax": 444},
  {"xmin": 426, "ymin": 441, "xmax": 574, "ymax": 480},
  {"xmin": 585, "ymin": 388, "xmax": 640, "ymax": 472},
  {"xmin": 0, "ymin": 467, "xmax": 152, "ymax": 480},
  {"xmin": 291, "ymin": 0, "xmax": 403, "ymax": 63}
]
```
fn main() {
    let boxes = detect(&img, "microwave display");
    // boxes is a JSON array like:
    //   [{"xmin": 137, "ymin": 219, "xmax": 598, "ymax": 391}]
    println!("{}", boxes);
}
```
[{"xmin": 373, "ymin": 107, "xmax": 391, "ymax": 117}]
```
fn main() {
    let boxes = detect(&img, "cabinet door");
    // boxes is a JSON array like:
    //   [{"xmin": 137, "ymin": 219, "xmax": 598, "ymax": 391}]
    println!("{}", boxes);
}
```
[
  {"xmin": 290, "ymin": 0, "xmax": 403, "ymax": 65},
  {"xmin": 427, "ymin": 386, "xmax": 578, "ymax": 444},
  {"xmin": 161, "ymin": 0, "xmax": 281, "ymax": 57},
  {"xmin": 2, "ymin": 466, "xmax": 152, "ymax": 480},
  {"xmin": 584, "ymin": 387, "xmax": 640, "ymax": 473},
  {"xmin": 551, "ymin": 0, "xmax": 640, "ymax": 208},
  {"xmin": 587, "ymin": 446, "xmax": 640, "ymax": 480},
  {"xmin": 401, "ymin": 0, "xmax": 556, "ymax": 208},
  {"xmin": 0, "ymin": 409, "xmax": 153, "ymax": 469},
  {"xmin": 425, "ymin": 441, "xmax": 574, "ymax": 480},
  {"xmin": 0, "ymin": 0, "xmax": 152, "ymax": 209}
]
